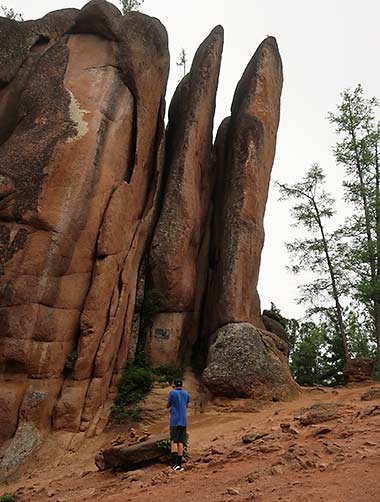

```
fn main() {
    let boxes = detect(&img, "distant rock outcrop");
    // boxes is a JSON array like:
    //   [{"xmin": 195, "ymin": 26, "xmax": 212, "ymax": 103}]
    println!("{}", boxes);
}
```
[
  {"xmin": 262, "ymin": 309, "xmax": 289, "ymax": 352},
  {"xmin": 343, "ymin": 357, "xmax": 374, "ymax": 383},
  {"xmin": 0, "ymin": 0, "xmax": 290, "ymax": 467}
]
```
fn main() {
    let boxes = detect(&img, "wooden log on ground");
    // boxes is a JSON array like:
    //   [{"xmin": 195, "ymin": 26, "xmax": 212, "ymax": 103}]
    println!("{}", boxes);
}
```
[{"xmin": 95, "ymin": 433, "xmax": 169, "ymax": 471}]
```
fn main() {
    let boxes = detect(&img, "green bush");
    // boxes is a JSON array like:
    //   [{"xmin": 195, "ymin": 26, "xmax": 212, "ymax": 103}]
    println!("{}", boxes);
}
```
[
  {"xmin": 111, "ymin": 405, "xmax": 142, "ymax": 425},
  {"xmin": 153, "ymin": 365, "xmax": 184, "ymax": 385},
  {"xmin": 0, "ymin": 493, "xmax": 15, "ymax": 502},
  {"xmin": 116, "ymin": 366, "xmax": 154, "ymax": 405},
  {"xmin": 65, "ymin": 349, "xmax": 78, "ymax": 371},
  {"xmin": 156, "ymin": 435, "xmax": 189, "ymax": 460},
  {"xmin": 111, "ymin": 365, "xmax": 153, "ymax": 424},
  {"xmin": 134, "ymin": 344, "xmax": 148, "ymax": 368}
]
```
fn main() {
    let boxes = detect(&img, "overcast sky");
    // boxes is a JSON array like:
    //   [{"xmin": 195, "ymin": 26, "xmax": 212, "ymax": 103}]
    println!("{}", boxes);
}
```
[{"xmin": 6, "ymin": 0, "xmax": 380, "ymax": 319}]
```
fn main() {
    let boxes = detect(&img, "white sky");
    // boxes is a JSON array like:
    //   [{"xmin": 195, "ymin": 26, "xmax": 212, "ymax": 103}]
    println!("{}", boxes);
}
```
[{"xmin": 6, "ymin": 0, "xmax": 380, "ymax": 319}]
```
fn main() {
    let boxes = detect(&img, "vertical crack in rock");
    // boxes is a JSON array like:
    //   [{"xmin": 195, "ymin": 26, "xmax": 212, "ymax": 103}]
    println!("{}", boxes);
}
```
[
  {"xmin": 205, "ymin": 37, "xmax": 283, "ymax": 336},
  {"xmin": 52, "ymin": 1, "xmax": 170, "ymax": 432},
  {"xmin": 146, "ymin": 25, "xmax": 224, "ymax": 368},
  {"xmin": 0, "ymin": 0, "xmax": 293, "ymax": 468}
]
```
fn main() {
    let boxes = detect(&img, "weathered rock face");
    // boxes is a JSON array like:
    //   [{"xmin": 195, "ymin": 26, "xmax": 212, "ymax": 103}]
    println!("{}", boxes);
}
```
[
  {"xmin": 146, "ymin": 26, "xmax": 224, "ymax": 367},
  {"xmin": 0, "ymin": 0, "xmax": 290, "ymax": 465},
  {"xmin": 343, "ymin": 357, "xmax": 374, "ymax": 383},
  {"xmin": 202, "ymin": 323, "xmax": 299, "ymax": 400},
  {"xmin": 205, "ymin": 37, "xmax": 283, "ymax": 335},
  {"xmin": 0, "ymin": 0, "xmax": 169, "ymax": 451},
  {"xmin": 262, "ymin": 309, "xmax": 289, "ymax": 354}
]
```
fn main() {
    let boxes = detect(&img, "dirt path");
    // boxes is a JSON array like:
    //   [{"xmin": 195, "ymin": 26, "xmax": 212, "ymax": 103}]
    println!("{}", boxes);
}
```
[{"xmin": 3, "ymin": 383, "xmax": 380, "ymax": 502}]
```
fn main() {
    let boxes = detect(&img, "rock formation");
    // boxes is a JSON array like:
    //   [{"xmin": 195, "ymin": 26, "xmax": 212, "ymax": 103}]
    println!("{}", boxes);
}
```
[
  {"xmin": 262, "ymin": 308, "xmax": 290, "ymax": 353},
  {"xmin": 0, "ymin": 0, "xmax": 169, "ymax": 449},
  {"xmin": 205, "ymin": 36, "xmax": 283, "ymax": 336},
  {"xmin": 0, "ymin": 0, "xmax": 293, "ymax": 469},
  {"xmin": 146, "ymin": 25, "xmax": 223, "ymax": 367},
  {"xmin": 202, "ymin": 323, "xmax": 298, "ymax": 400}
]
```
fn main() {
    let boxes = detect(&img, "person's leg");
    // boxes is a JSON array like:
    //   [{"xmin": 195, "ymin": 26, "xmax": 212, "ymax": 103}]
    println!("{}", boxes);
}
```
[
  {"xmin": 170, "ymin": 428, "xmax": 179, "ymax": 467},
  {"xmin": 175, "ymin": 442, "xmax": 184, "ymax": 467},
  {"xmin": 174, "ymin": 427, "xmax": 186, "ymax": 469},
  {"xmin": 170, "ymin": 441, "xmax": 178, "ymax": 467}
]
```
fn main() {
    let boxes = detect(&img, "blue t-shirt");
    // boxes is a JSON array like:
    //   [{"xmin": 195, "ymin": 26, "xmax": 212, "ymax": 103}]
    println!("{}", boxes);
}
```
[{"xmin": 168, "ymin": 388, "xmax": 190, "ymax": 427}]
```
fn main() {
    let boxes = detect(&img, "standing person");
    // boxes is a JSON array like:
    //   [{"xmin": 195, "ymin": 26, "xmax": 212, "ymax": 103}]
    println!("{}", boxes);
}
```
[{"xmin": 166, "ymin": 379, "xmax": 190, "ymax": 471}]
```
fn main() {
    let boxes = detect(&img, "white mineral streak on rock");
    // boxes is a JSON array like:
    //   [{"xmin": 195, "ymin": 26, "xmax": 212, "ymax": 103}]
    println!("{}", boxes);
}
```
[{"xmin": 66, "ymin": 88, "xmax": 89, "ymax": 142}]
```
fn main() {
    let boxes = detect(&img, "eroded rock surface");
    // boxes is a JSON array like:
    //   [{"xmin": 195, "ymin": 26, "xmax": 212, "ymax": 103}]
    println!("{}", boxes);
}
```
[
  {"xmin": 0, "ymin": 0, "xmax": 289, "ymax": 470},
  {"xmin": 343, "ymin": 357, "xmax": 374, "ymax": 383},
  {"xmin": 262, "ymin": 309, "xmax": 289, "ymax": 353},
  {"xmin": 0, "ymin": 0, "xmax": 169, "ymax": 449},
  {"xmin": 202, "ymin": 323, "xmax": 299, "ymax": 400},
  {"xmin": 205, "ymin": 37, "xmax": 283, "ymax": 335},
  {"xmin": 146, "ymin": 25, "xmax": 224, "ymax": 366}
]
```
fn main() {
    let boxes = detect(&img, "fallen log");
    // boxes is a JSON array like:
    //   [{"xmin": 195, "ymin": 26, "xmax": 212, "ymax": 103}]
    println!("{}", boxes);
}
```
[{"xmin": 95, "ymin": 434, "xmax": 169, "ymax": 471}]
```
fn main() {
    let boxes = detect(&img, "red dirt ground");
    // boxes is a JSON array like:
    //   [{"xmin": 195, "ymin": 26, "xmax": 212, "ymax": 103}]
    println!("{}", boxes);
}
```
[{"xmin": 3, "ymin": 382, "xmax": 380, "ymax": 502}]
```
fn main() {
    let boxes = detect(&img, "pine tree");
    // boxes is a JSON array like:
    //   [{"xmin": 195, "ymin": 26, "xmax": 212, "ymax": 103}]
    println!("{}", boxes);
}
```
[
  {"xmin": 329, "ymin": 84, "xmax": 380, "ymax": 371},
  {"xmin": 277, "ymin": 164, "xmax": 350, "ymax": 364}
]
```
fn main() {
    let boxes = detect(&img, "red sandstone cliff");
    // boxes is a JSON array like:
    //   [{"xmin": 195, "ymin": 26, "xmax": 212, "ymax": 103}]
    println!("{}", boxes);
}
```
[{"xmin": 0, "ymin": 0, "xmax": 292, "ymax": 473}]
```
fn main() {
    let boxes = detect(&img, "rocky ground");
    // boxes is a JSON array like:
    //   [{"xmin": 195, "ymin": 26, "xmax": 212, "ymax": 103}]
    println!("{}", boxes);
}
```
[{"xmin": 2, "ymin": 382, "xmax": 380, "ymax": 502}]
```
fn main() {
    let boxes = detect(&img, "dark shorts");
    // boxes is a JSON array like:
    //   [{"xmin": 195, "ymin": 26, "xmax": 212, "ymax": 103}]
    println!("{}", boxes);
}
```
[{"xmin": 170, "ymin": 426, "xmax": 187, "ymax": 444}]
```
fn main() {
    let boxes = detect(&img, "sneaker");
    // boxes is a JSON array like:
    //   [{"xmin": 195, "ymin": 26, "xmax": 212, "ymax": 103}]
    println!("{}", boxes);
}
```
[{"xmin": 173, "ymin": 465, "xmax": 184, "ymax": 471}]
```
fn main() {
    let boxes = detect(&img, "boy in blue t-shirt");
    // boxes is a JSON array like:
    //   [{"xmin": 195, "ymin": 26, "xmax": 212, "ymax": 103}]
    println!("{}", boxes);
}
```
[{"xmin": 166, "ymin": 379, "xmax": 190, "ymax": 471}]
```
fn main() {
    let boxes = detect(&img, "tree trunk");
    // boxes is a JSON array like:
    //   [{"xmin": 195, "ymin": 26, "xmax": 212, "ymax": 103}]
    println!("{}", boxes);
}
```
[
  {"xmin": 374, "ymin": 141, "xmax": 380, "ymax": 373},
  {"xmin": 313, "ymin": 200, "xmax": 350, "ymax": 364}
]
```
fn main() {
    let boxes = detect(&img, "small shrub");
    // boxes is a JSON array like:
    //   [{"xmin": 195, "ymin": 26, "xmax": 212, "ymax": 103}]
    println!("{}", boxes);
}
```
[
  {"xmin": 0, "ymin": 493, "xmax": 15, "ymax": 502},
  {"xmin": 156, "ymin": 435, "xmax": 189, "ymax": 459},
  {"xmin": 153, "ymin": 365, "xmax": 184, "ymax": 385},
  {"xmin": 120, "ymin": 0, "xmax": 144, "ymax": 14},
  {"xmin": 111, "ymin": 405, "xmax": 142, "ymax": 425},
  {"xmin": 65, "ymin": 349, "xmax": 78, "ymax": 371},
  {"xmin": 134, "ymin": 344, "xmax": 148, "ymax": 368},
  {"xmin": 111, "ymin": 365, "xmax": 153, "ymax": 424},
  {"xmin": 1, "ymin": 6, "xmax": 23, "ymax": 21},
  {"xmin": 116, "ymin": 365, "xmax": 154, "ymax": 405}
]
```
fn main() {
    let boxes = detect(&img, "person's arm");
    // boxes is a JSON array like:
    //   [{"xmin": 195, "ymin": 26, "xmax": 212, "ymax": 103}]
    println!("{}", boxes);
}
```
[{"xmin": 166, "ymin": 391, "xmax": 173, "ymax": 409}]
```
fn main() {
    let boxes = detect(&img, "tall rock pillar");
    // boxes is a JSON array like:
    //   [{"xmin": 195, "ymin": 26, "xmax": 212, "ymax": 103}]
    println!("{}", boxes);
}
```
[
  {"xmin": 206, "ymin": 37, "xmax": 283, "ymax": 335},
  {"xmin": 146, "ymin": 26, "xmax": 224, "ymax": 367}
]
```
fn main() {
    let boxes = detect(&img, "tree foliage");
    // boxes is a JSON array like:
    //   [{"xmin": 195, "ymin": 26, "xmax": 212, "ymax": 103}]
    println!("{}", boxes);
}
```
[
  {"xmin": 288, "ymin": 306, "xmax": 376, "ymax": 386},
  {"xmin": 1, "ymin": 5, "xmax": 23, "ymax": 20},
  {"xmin": 289, "ymin": 320, "xmax": 331, "ymax": 386},
  {"xmin": 279, "ymin": 85, "xmax": 380, "ymax": 383},
  {"xmin": 277, "ymin": 164, "xmax": 350, "ymax": 363},
  {"xmin": 329, "ymin": 84, "xmax": 380, "ymax": 370},
  {"xmin": 177, "ymin": 49, "xmax": 188, "ymax": 77},
  {"xmin": 120, "ymin": 0, "xmax": 144, "ymax": 14}
]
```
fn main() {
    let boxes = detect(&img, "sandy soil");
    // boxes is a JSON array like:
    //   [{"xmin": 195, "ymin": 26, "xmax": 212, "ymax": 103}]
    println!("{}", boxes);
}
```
[{"xmin": 2, "ymin": 382, "xmax": 380, "ymax": 502}]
